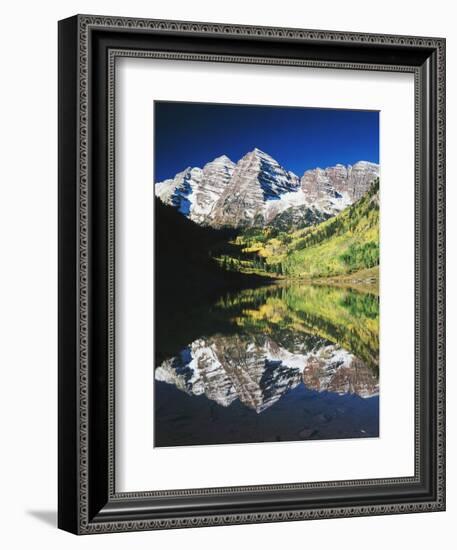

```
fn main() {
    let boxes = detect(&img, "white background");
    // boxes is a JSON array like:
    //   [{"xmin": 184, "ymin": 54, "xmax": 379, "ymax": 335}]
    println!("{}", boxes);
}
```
[
  {"xmin": 116, "ymin": 59, "xmax": 415, "ymax": 491},
  {"xmin": 0, "ymin": 1, "xmax": 454, "ymax": 549}
]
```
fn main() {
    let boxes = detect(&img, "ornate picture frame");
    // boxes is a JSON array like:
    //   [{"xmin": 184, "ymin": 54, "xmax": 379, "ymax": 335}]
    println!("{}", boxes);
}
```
[{"xmin": 58, "ymin": 14, "xmax": 445, "ymax": 534}]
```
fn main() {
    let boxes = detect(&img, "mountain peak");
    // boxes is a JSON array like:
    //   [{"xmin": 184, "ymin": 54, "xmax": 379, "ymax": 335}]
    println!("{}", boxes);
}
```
[
  {"xmin": 209, "ymin": 154, "xmax": 235, "ymax": 166},
  {"xmin": 251, "ymin": 147, "xmax": 274, "ymax": 159}
]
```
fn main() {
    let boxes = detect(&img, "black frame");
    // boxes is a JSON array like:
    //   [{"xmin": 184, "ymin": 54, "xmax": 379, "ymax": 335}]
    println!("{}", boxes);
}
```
[{"xmin": 58, "ymin": 14, "xmax": 446, "ymax": 534}]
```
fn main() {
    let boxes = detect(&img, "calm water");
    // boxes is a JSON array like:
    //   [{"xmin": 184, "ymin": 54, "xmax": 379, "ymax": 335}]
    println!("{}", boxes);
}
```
[{"xmin": 154, "ymin": 283, "xmax": 379, "ymax": 447}]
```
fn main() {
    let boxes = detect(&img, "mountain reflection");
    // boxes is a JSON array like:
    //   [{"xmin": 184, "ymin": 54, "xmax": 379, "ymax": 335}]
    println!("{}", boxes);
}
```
[
  {"xmin": 155, "ymin": 283, "xmax": 379, "ymax": 414},
  {"xmin": 156, "ymin": 333, "xmax": 378, "ymax": 413}
]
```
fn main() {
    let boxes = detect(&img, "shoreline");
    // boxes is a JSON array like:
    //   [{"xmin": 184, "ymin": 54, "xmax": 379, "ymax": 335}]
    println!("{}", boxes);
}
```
[{"xmin": 234, "ymin": 266, "xmax": 380, "ymax": 294}]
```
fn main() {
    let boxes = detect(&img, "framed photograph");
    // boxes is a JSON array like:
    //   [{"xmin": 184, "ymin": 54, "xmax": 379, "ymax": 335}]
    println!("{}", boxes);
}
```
[{"xmin": 58, "ymin": 14, "xmax": 446, "ymax": 534}]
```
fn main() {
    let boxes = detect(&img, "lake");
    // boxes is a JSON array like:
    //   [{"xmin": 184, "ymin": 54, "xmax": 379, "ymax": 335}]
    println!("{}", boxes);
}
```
[{"xmin": 154, "ymin": 282, "xmax": 379, "ymax": 447}]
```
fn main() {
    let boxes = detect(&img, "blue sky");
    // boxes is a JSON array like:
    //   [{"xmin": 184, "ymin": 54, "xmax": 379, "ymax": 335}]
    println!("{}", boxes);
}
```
[{"xmin": 154, "ymin": 101, "xmax": 379, "ymax": 182}]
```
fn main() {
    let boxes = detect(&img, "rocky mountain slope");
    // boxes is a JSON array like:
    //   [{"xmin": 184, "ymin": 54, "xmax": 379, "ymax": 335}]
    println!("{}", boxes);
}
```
[
  {"xmin": 302, "ymin": 161, "xmax": 379, "ymax": 202},
  {"xmin": 155, "ymin": 148, "xmax": 379, "ymax": 229}
]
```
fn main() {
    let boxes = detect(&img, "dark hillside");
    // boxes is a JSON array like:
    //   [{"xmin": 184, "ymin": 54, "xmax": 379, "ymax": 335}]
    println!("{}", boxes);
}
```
[{"xmin": 155, "ymin": 200, "xmax": 273, "ymax": 362}]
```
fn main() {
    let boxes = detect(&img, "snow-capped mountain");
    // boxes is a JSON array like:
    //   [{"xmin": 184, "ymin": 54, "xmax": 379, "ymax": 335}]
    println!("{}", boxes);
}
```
[
  {"xmin": 209, "ymin": 148, "xmax": 300, "ymax": 227},
  {"xmin": 155, "ymin": 155, "xmax": 237, "ymax": 226},
  {"xmin": 155, "ymin": 148, "xmax": 379, "ymax": 229},
  {"xmin": 155, "ymin": 334, "xmax": 379, "ymax": 413},
  {"xmin": 301, "ymin": 161, "xmax": 380, "ymax": 203}
]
